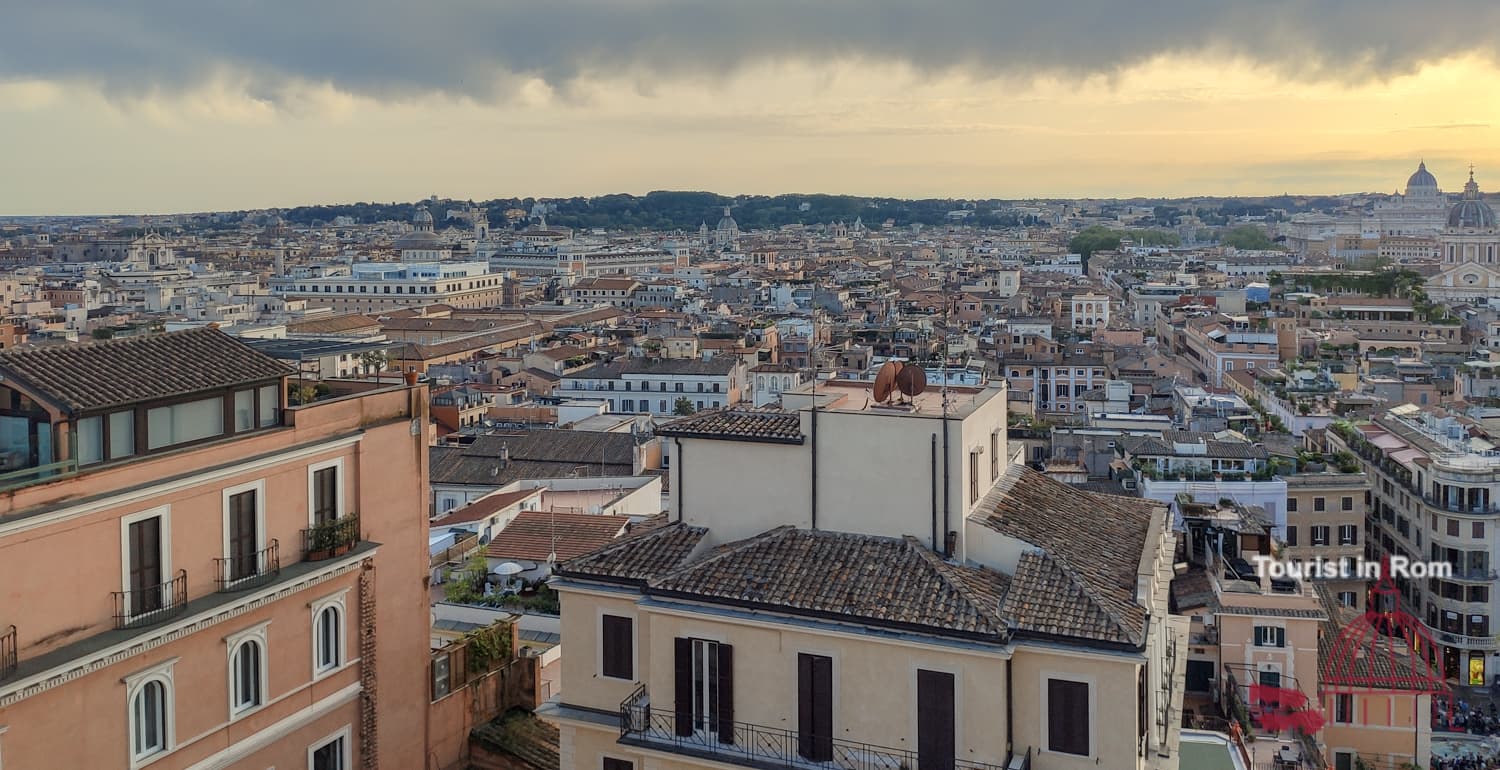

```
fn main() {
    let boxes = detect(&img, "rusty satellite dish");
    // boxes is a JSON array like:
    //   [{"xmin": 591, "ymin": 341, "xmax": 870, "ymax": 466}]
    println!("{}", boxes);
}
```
[
  {"xmin": 894, "ymin": 364, "xmax": 928, "ymax": 400},
  {"xmin": 873, "ymin": 360, "xmax": 903, "ymax": 403}
]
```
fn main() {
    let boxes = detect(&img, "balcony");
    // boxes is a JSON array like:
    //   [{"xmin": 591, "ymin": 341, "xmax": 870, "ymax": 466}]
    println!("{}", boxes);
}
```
[
  {"xmin": 618, "ymin": 687, "xmax": 1018, "ymax": 770},
  {"xmin": 1, "ymin": 624, "xmax": 15, "ymax": 680},
  {"xmin": 214, "ymin": 540, "xmax": 282, "ymax": 592},
  {"xmin": 1422, "ymin": 495, "xmax": 1500, "ymax": 515},
  {"xmin": 301, "ymin": 514, "xmax": 360, "ymax": 562},
  {"xmin": 111, "ymin": 570, "xmax": 188, "ymax": 630},
  {"xmin": 1424, "ymin": 621, "xmax": 1500, "ymax": 650},
  {"xmin": 1448, "ymin": 568, "xmax": 1499, "ymax": 583}
]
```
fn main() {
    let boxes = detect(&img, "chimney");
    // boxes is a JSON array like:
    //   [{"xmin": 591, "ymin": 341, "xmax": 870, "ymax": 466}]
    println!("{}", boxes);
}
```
[{"xmin": 500, "ymin": 444, "xmax": 510, "ymax": 468}]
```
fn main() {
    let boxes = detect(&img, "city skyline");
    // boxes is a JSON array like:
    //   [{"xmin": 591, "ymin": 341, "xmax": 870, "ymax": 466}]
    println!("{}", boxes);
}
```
[{"xmin": 5, "ymin": 2, "xmax": 1500, "ymax": 214}]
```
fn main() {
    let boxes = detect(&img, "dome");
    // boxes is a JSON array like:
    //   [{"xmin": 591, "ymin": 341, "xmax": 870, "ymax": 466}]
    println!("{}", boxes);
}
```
[
  {"xmin": 1447, "ymin": 170, "xmax": 1496, "ymax": 229},
  {"xmin": 1406, "ymin": 160, "xmax": 1438, "ymax": 191},
  {"xmin": 394, "ymin": 230, "xmax": 442, "ymax": 250},
  {"xmin": 413, "ymin": 208, "xmax": 434, "ymax": 225}
]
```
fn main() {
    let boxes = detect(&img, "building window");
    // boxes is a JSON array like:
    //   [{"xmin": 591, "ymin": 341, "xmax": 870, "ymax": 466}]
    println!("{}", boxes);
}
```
[
  {"xmin": 601, "ymin": 614, "xmax": 634, "ymax": 680},
  {"xmin": 1334, "ymin": 693, "xmax": 1354, "ymax": 724},
  {"xmin": 1045, "ymin": 677, "xmax": 1090, "ymax": 756},
  {"xmin": 226, "ymin": 623, "xmax": 269, "ymax": 717},
  {"xmin": 312, "ymin": 594, "xmax": 346, "ymax": 676},
  {"xmin": 146, "ymin": 396, "xmax": 225, "ymax": 451},
  {"xmin": 990, "ymin": 432, "xmax": 999, "ymax": 480},
  {"xmin": 603, "ymin": 759, "xmax": 633, "ymax": 770},
  {"xmin": 309, "ymin": 728, "xmax": 350, "ymax": 770},
  {"xmin": 223, "ymin": 483, "xmax": 264, "ymax": 585},
  {"xmin": 1253, "ymin": 626, "xmax": 1286, "ymax": 648},
  {"xmin": 110, "ymin": 410, "xmax": 136, "ymax": 459},
  {"xmin": 968, "ymin": 452, "xmax": 981, "ymax": 503},
  {"xmin": 1476, "ymin": 522, "xmax": 1486, "ymax": 539},
  {"xmin": 1286, "ymin": 497, "xmax": 1297, "ymax": 513},
  {"xmin": 123, "ymin": 508, "xmax": 170, "ymax": 620},
  {"xmin": 1285, "ymin": 526, "xmax": 1298, "ymax": 546},
  {"xmin": 1337, "ymin": 592, "xmax": 1357, "ymax": 608},
  {"xmin": 127, "ymin": 665, "xmax": 175, "ymax": 764},
  {"xmin": 1341, "ymin": 496, "xmax": 1353, "ymax": 511},
  {"xmin": 1313, "ymin": 497, "xmax": 1326, "ymax": 512},
  {"xmin": 77, "ymin": 415, "xmax": 104, "ymax": 465},
  {"xmin": 1311, "ymin": 526, "xmax": 1330, "ymax": 546},
  {"xmin": 1339, "ymin": 525, "xmax": 1358, "ymax": 546},
  {"xmin": 310, "ymin": 461, "xmax": 342, "ymax": 527}
]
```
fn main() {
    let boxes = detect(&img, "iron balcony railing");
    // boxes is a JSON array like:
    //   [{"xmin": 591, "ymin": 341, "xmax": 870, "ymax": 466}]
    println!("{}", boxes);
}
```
[
  {"xmin": 1, "ymin": 624, "xmax": 15, "ymax": 680},
  {"xmin": 112, "ymin": 570, "xmax": 188, "ymax": 630},
  {"xmin": 619, "ymin": 687, "xmax": 1012, "ymax": 770},
  {"xmin": 301, "ymin": 514, "xmax": 360, "ymax": 562},
  {"xmin": 214, "ymin": 539, "xmax": 281, "ymax": 592}
]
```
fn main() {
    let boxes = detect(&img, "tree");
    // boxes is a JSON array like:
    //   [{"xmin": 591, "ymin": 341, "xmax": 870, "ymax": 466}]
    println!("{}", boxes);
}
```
[
  {"xmin": 357, "ymin": 349, "xmax": 388, "ymax": 375},
  {"xmin": 1067, "ymin": 225, "xmax": 1122, "ymax": 270},
  {"xmin": 673, "ymin": 397, "xmax": 696, "ymax": 416},
  {"xmin": 1219, "ymin": 225, "xmax": 1282, "ymax": 251},
  {"xmin": 443, "ymin": 551, "xmax": 490, "ymax": 605}
]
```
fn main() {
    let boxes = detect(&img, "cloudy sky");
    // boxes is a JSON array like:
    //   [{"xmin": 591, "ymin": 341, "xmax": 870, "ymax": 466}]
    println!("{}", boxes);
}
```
[{"xmin": 4, "ymin": 1, "xmax": 1500, "ymax": 215}]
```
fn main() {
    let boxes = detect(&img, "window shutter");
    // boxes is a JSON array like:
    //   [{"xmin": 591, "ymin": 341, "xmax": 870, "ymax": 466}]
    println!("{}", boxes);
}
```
[
  {"xmin": 673, "ymin": 638, "xmax": 693, "ymax": 737},
  {"xmin": 716, "ymin": 643, "xmax": 734, "ymax": 744},
  {"xmin": 797, "ymin": 654, "xmax": 814, "ymax": 752}
]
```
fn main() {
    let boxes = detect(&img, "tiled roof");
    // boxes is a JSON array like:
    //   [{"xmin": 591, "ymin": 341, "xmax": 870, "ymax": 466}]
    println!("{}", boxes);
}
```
[
  {"xmin": 556, "ymin": 515, "xmax": 709, "ymax": 584},
  {"xmin": 568, "ymin": 357, "xmax": 739, "ymax": 379},
  {"xmin": 485, "ymin": 511, "xmax": 631, "ymax": 562},
  {"xmin": 430, "ymin": 431, "xmax": 644, "ymax": 486},
  {"xmin": 0, "ymin": 328, "xmax": 293, "ymax": 414},
  {"xmin": 974, "ymin": 464, "xmax": 1159, "ymax": 646},
  {"xmin": 285, "ymin": 314, "xmax": 382, "ymax": 335},
  {"xmin": 657, "ymin": 409, "xmax": 804, "ymax": 444},
  {"xmin": 437, "ymin": 488, "xmax": 544, "ymax": 525},
  {"xmin": 648, "ymin": 527, "xmax": 1011, "ymax": 639}
]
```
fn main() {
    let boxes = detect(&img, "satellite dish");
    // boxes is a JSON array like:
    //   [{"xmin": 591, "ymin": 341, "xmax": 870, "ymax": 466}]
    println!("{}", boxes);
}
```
[
  {"xmin": 873, "ymin": 360, "xmax": 903, "ymax": 403},
  {"xmin": 895, "ymin": 365, "xmax": 927, "ymax": 399}
]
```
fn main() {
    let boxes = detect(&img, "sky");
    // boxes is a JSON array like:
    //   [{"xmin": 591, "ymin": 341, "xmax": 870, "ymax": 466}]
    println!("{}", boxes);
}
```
[{"xmin": 4, "ymin": 1, "xmax": 1500, "ymax": 215}]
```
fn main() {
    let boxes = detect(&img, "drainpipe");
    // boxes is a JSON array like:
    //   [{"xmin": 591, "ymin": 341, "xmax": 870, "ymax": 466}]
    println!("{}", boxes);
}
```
[
  {"xmin": 941, "ymin": 413, "xmax": 951, "ymax": 557},
  {"xmin": 673, "ymin": 437, "xmax": 684, "ymax": 523},
  {"xmin": 810, "ymin": 403, "xmax": 818, "ymax": 530},
  {"xmin": 931, "ymin": 435, "xmax": 939, "ymax": 552}
]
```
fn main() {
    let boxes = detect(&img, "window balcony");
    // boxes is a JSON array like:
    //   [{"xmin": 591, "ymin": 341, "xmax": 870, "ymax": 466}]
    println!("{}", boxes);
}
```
[
  {"xmin": 111, "ymin": 570, "xmax": 189, "ymax": 630},
  {"xmin": 301, "ymin": 514, "xmax": 361, "ymax": 562},
  {"xmin": 1, "ymin": 624, "xmax": 15, "ymax": 681},
  {"xmin": 1448, "ymin": 568, "xmax": 1498, "ymax": 583},
  {"xmin": 214, "ymin": 540, "xmax": 282, "ymax": 592},
  {"xmin": 617, "ymin": 687, "xmax": 1017, "ymax": 770},
  {"xmin": 1422, "ymin": 620, "xmax": 1500, "ymax": 650}
]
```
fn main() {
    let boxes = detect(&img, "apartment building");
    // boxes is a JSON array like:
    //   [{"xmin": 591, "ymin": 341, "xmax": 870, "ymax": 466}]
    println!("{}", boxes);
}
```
[
  {"xmin": 542, "ymin": 379, "xmax": 1191, "ymax": 770},
  {"xmin": 1003, "ymin": 355, "xmax": 1109, "ymax": 419},
  {"xmin": 560, "ymin": 357, "xmax": 746, "ymax": 415},
  {"xmin": 1117, "ymin": 431, "xmax": 1289, "ymax": 532},
  {"xmin": 1174, "ymin": 503, "xmax": 1433, "ymax": 769},
  {"xmin": 273, "ymin": 261, "xmax": 506, "ymax": 313},
  {"xmin": 566, "ymin": 277, "xmax": 642, "ymax": 309},
  {"xmin": 1177, "ymin": 314, "xmax": 1279, "ymax": 387},
  {"xmin": 1327, "ymin": 406, "xmax": 1500, "ymax": 685},
  {"xmin": 1283, "ymin": 471, "xmax": 1370, "ymax": 612},
  {"xmin": 0, "ymin": 328, "xmax": 432, "ymax": 769}
]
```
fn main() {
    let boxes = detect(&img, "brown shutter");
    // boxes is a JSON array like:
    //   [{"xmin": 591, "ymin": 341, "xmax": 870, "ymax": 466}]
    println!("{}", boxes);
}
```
[
  {"xmin": 673, "ymin": 637, "xmax": 693, "ymax": 737},
  {"xmin": 602, "ymin": 615, "xmax": 633, "ymax": 679},
  {"xmin": 917, "ymin": 669, "xmax": 955, "ymax": 770},
  {"xmin": 715, "ymin": 643, "xmax": 734, "ymax": 745},
  {"xmin": 1047, "ymin": 678, "xmax": 1089, "ymax": 755},
  {"xmin": 129, "ymin": 517, "xmax": 163, "ymax": 613},
  {"xmin": 798, "ymin": 654, "xmax": 833, "ymax": 761},
  {"xmin": 229, "ymin": 491, "xmax": 257, "ymax": 580}
]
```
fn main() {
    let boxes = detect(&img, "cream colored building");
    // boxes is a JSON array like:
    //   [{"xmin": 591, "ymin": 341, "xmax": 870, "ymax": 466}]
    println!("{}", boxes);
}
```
[{"xmin": 542, "ymin": 378, "xmax": 1189, "ymax": 770}]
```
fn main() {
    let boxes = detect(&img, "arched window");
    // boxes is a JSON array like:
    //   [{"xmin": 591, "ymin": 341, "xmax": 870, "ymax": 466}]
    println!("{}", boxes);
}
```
[
  {"xmin": 316, "ymin": 604, "xmax": 343, "ymax": 673},
  {"xmin": 231, "ymin": 639, "xmax": 263, "ymax": 713},
  {"xmin": 131, "ymin": 678, "xmax": 170, "ymax": 760}
]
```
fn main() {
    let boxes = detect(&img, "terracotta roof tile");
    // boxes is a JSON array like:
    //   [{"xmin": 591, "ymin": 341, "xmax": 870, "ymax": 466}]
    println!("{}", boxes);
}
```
[
  {"xmin": 657, "ymin": 410, "xmax": 804, "ymax": 444},
  {"xmin": 0, "ymin": 328, "xmax": 293, "ymax": 414},
  {"xmin": 486, "ymin": 511, "xmax": 630, "ymax": 562}
]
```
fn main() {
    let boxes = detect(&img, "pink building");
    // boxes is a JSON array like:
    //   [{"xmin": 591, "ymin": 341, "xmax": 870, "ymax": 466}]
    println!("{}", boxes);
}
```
[{"xmin": 0, "ymin": 329, "xmax": 432, "ymax": 770}]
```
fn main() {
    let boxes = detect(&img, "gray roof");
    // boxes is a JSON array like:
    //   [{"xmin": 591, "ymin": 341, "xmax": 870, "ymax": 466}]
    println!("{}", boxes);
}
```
[
  {"xmin": 0, "ymin": 328, "xmax": 292, "ymax": 414},
  {"xmin": 657, "ymin": 409, "xmax": 804, "ymax": 444},
  {"xmin": 430, "ymin": 430, "xmax": 644, "ymax": 486},
  {"xmin": 568, "ymin": 357, "xmax": 738, "ymax": 380}
]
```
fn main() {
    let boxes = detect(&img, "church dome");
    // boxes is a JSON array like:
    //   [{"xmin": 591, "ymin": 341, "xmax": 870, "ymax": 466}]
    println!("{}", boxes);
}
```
[
  {"xmin": 1407, "ymin": 161, "xmax": 1438, "ymax": 191},
  {"xmin": 394, "ymin": 229, "xmax": 442, "ymax": 251},
  {"xmin": 1447, "ymin": 170, "xmax": 1496, "ymax": 229}
]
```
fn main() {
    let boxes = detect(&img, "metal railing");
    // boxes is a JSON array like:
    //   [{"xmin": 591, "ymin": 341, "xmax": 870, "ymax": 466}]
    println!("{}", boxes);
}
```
[
  {"xmin": 1422, "ymin": 495, "xmax": 1500, "ymax": 515},
  {"xmin": 1, "ymin": 624, "xmax": 15, "ymax": 680},
  {"xmin": 619, "ymin": 687, "xmax": 1009, "ymax": 770},
  {"xmin": 214, "ymin": 540, "xmax": 281, "ymax": 592},
  {"xmin": 112, "ymin": 570, "xmax": 188, "ymax": 630},
  {"xmin": 301, "ymin": 514, "xmax": 360, "ymax": 562}
]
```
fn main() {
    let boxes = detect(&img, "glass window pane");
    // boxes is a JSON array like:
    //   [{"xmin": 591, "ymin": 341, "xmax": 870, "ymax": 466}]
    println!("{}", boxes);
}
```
[
  {"xmin": 109, "ymin": 410, "xmax": 134, "ymax": 459},
  {"xmin": 258, "ymin": 385, "xmax": 279, "ymax": 428},
  {"xmin": 77, "ymin": 416, "xmax": 103, "ymax": 465},
  {"xmin": 234, "ymin": 390, "xmax": 254, "ymax": 432}
]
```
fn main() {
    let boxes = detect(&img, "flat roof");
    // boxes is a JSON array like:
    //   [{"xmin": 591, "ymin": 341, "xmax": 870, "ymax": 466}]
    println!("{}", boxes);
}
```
[{"xmin": 787, "ymin": 378, "xmax": 1003, "ymax": 418}]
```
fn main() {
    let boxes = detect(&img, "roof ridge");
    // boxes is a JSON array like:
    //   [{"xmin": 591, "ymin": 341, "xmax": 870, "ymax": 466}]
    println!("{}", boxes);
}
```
[
  {"xmin": 1032, "ymin": 549, "xmax": 1140, "ymax": 644},
  {"xmin": 655, "ymin": 524, "xmax": 798, "ymax": 579},
  {"xmin": 905, "ymin": 537, "xmax": 1007, "ymax": 633}
]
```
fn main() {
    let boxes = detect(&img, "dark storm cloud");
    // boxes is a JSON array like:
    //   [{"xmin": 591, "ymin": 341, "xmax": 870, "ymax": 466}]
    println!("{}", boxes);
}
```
[{"xmin": 3, "ymin": 1, "xmax": 1497, "ymax": 100}]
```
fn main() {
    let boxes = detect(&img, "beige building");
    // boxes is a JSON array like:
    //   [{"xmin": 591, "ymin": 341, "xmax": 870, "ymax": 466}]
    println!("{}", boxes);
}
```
[
  {"xmin": 0, "ymin": 329, "xmax": 433, "ymax": 769},
  {"xmin": 542, "ymin": 378, "xmax": 1190, "ymax": 770},
  {"xmin": 1284, "ymin": 471, "xmax": 1371, "ymax": 613}
]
